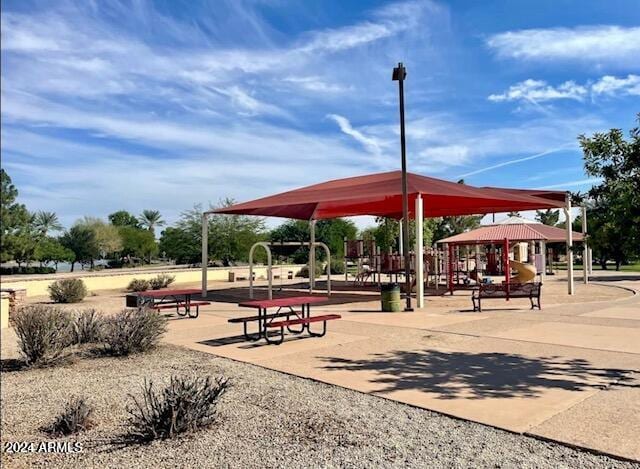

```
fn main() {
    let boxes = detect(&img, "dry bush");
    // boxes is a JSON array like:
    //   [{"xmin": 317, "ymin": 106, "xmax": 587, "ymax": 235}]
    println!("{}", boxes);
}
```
[
  {"xmin": 149, "ymin": 274, "xmax": 175, "ymax": 290},
  {"xmin": 101, "ymin": 308, "xmax": 167, "ymax": 356},
  {"xmin": 45, "ymin": 396, "xmax": 93, "ymax": 436},
  {"xmin": 127, "ymin": 279, "xmax": 150, "ymax": 292},
  {"xmin": 48, "ymin": 279, "xmax": 87, "ymax": 303},
  {"xmin": 73, "ymin": 309, "xmax": 103, "ymax": 345},
  {"xmin": 127, "ymin": 375, "xmax": 228, "ymax": 441},
  {"xmin": 13, "ymin": 306, "xmax": 74, "ymax": 366}
]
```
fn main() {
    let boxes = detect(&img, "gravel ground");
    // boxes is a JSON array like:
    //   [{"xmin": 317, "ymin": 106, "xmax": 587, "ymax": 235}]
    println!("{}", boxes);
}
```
[{"xmin": 1, "ymin": 345, "xmax": 637, "ymax": 469}]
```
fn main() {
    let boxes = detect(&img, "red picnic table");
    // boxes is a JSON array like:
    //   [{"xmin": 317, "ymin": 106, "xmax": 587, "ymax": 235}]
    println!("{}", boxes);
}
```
[
  {"xmin": 134, "ymin": 288, "xmax": 210, "ymax": 318},
  {"xmin": 230, "ymin": 296, "xmax": 340, "ymax": 345}
]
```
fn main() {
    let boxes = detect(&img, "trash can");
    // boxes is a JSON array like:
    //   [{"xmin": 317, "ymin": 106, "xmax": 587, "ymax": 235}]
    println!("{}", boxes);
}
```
[
  {"xmin": 381, "ymin": 283, "xmax": 402, "ymax": 312},
  {"xmin": 228, "ymin": 271, "xmax": 235, "ymax": 282}
]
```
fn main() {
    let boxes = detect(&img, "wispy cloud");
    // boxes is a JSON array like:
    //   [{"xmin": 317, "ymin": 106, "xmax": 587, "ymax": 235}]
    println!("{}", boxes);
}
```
[
  {"xmin": 489, "ymin": 75, "xmax": 640, "ymax": 104},
  {"xmin": 487, "ymin": 25, "xmax": 640, "ymax": 68},
  {"xmin": 327, "ymin": 114, "xmax": 383, "ymax": 156},
  {"xmin": 538, "ymin": 178, "xmax": 602, "ymax": 189}
]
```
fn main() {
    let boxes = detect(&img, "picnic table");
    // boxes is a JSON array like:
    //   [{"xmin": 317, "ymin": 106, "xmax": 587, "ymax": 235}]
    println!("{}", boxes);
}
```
[
  {"xmin": 132, "ymin": 288, "xmax": 210, "ymax": 318},
  {"xmin": 230, "ymin": 296, "xmax": 340, "ymax": 345}
]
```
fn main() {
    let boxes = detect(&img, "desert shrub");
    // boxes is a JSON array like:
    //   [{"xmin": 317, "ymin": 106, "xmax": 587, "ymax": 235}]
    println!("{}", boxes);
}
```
[
  {"xmin": 295, "ymin": 264, "xmax": 323, "ymax": 278},
  {"xmin": 73, "ymin": 309, "xmax": 103, "ymax": 345},
  {"xmin": 45, "ymin": 396, "xmax": 93, "ymax": 436},
  {"xmin": 102, "ymin": 308, "xmax": 167, "ymax": 356},
  {"xmin": 48, "ymin": 279, "xmax": 87, "ymax": 303},
  {"xmin": 127, "ymin": 279, "xmax": 150, "ymax": 292},
  {"xmin": 149, "ymin": 274, "xmax": 175, "ymax": 290},
  {"xmin": 330, "ymin": 259, "xmax": 345, "ymax": 275},
  {"xmin": 127, "ymin": 375, "xmax": 228, "ymax": 441},
  {"xmin": 13, "ymin": 306, "xmax": 74, "ymax": 366}
]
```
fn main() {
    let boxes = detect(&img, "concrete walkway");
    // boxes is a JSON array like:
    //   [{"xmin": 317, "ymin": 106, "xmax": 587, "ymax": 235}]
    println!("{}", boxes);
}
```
[{"xmin": 164, "ymin": 271, "xmax": 640, "ymax": 461}]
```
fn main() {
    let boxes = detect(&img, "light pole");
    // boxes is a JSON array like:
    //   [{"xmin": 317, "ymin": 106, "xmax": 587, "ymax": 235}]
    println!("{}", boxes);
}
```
[{"xmin": 392, "ymin": 62, "xmax": 413, "ymax": 311}]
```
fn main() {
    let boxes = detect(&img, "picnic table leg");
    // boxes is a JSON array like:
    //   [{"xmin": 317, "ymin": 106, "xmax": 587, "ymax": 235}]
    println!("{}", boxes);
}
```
[{"xmin": 187, "ymin": 294, "xmax": 199, "ymax": 318}]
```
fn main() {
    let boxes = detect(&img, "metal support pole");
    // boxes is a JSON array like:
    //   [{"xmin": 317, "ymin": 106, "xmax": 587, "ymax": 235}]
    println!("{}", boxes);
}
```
[
  {"xmin": 398, "ymin": 220, "xmax": 403, "ymax": 256},
  {"xmin": 582, "ymin": 205, "xmax": 588, "ymax": 285},
  {"xmin": 588, "ymin": 248, "xmax": 593, "ymax": 274},
  {"xmin": 309, "ymin": 219, "xmax": 316, "ymax": 293},
  {"xmin": 565, "ymin": 194, "xmax": 575, "ymax": 295},
  {"xmin": 415, "ymin": 194, "xmax": 424, "ymax": 308},
  {"xmin": 344, "ymin": 237, "xmax": 348, "ymax": 282},
  {"xmin": 201, "ymin": 212, "xmax": 208, "ymax": 298}
]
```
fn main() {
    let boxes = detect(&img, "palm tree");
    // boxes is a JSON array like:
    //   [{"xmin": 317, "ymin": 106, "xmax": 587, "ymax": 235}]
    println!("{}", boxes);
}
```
[
  {"xmin": 139, "ymin": 209, "xmax": 165, "ymax": 235},
  {"xmin": 34, "ymin": 211, "xmax": 63, "ymax": 236}
]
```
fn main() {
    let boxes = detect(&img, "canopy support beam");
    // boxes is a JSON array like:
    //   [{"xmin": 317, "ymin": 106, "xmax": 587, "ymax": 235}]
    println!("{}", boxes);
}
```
[
  {"xmin": 565, "ymin": 194, "xmax": 575, "ymax": 295},
  {"xmin": 309, "ymin": 219, "xmax": 316, "ymax": 293},
  {"xmin": 201, "ymin": 212, "xmax": 208, "ymax": 298},
  {"xmin": 582, "ymin": 205, "xmax": 588, "ymax": 285},
  {"xmin": 415, "ymin": 194, "xmax": 424, "ymax": 308}
]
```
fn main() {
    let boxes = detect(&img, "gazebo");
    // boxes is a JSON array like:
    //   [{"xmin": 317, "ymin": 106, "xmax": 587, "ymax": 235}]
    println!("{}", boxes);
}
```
[
  {"xmin": 203, "ymin": 170, "xmax": 580, "ymax": 307},
  {"xmin": 436, "ymin": 220, "xmax": 585, "ymax": 294}
]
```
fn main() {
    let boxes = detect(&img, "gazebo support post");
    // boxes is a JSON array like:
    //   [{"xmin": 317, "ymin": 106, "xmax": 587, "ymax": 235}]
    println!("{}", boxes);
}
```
[
  {"xmin": 447, "ymin": 243, "xmax": 454, "ymax": 295},
  {"xmin": 540, "ymin": 240, "xmax": 546, "ymax": 282},
  {"xmin": 201, "ymin": 212, "xmax": 209, "ymax": 298},
  {"xmin": 582, "ymin": 205, "xmax": 588, "ymax": 285},
  {"xmin": 398, "ymin": 219, "xmax": 403, "ymax": 256},
  {"xmin": 309, "ymin": 219, "xmax": 316, "ymax": 293},
  {"xmin": 564, "ymin": 194, "xmax": 575, "ymax": 295},
  {"xmin": 503, "ymin": 238, "xmax": 510, "ymax": 300},
  {"xmin": 415, "ymin": 194, "xmax": 424, "ymax": 308}
]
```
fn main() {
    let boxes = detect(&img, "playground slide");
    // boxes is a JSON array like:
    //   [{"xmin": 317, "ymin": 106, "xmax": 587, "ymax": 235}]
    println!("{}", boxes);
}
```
[{"xmin": 510, "ymin": 260, "xmax": 536, "ymax": 283}]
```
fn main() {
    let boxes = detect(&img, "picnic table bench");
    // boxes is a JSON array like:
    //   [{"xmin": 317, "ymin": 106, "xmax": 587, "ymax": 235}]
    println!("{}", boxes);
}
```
[
  {"xmin": 472, "ymin": 283, "xmax": 542, "ymax": 312},
  {"xmin": 231, "ymin": 296, "xmax": 340, "ymax": 345},
  {"xmin": 127, "ymin": 288, "xmax": 209, "ymax": 318}
]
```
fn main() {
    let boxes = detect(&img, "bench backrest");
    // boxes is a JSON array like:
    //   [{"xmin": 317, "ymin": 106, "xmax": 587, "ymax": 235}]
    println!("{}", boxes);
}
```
[{"xmin": 479, "ymin": 282, "xmax": 540, "ymax": 295}]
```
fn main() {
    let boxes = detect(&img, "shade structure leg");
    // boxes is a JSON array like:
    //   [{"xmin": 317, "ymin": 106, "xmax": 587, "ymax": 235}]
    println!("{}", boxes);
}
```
[
  {"xmin": 201, "ymin": 212, "xmax": 208, "ymax": 298},
  {"xmin": 415, "ymin": 194, "xmax": 424, "ymax": 308},
  {"xmin": 582, "ymin": 205, "xmax": 588, "ymax": 285},
  {"xmin": 309, "ymin": 219, "xmax": 316, "ymax": 293},
  {"xmin": 565, "ymin": 194, "xmax": 575, "ymax": 295}
]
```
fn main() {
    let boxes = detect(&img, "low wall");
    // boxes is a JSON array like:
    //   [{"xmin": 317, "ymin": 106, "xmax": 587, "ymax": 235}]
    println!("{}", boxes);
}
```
[
  {"xmin": 0, "ymin": 265, "xmax": 304, "ymax": 298},
  {"xmin": 1, "ymin": 292, "xmax": 9, "ymax": 329}
]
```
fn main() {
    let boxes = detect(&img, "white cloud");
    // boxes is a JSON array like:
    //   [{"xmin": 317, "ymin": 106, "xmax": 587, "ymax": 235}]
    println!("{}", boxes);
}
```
[
  {"xmin": 489, "ymin": 79, "xmax": 587, "ymax": 103},
  {"xmin": 592, "ymin": 74, "xmax": 640, "ymax": 96},
  {"xmin": 538, "ymin": 178, "xmax": 602, "ymax": 189},
  {"xmin": 419, "ymin": 145, "xmax": 470, "ymax": 165},
  {"xmin": 487, "ymin": 26, "xmax": 640, "ymax": 67},
  {"xmin": 283, "ymin": 76, "xmax": 349, "ymax": 94},
  {"xmin": 327, "ymin": 114, "xmax": 383, "ymax": 156}
]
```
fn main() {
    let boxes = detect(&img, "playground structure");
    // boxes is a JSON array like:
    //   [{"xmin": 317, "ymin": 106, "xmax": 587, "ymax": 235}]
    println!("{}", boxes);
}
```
[{"xmin": 248, "ymin": 241, "xmax": 332, "ymax": 300}]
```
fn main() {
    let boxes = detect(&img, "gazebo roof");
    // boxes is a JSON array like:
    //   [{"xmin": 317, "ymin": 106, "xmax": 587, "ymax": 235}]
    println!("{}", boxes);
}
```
[
  {"xmin": 212, "ymin": 170, "xmax": 566, "ymax": 220},
  {"xmin": 436, "ymin": 223, "xmax": 583, "ymax": 245}
]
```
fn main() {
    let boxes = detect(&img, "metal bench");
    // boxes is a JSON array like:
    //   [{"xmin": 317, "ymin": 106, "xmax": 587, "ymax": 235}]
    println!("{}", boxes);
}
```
[
  {"xmin": 265, "ymin": 314, "xmax": 342, "ymax": 344},
  {"xmin": 472, "ymin": 283, "xmax": 541, "ymax": 312}
]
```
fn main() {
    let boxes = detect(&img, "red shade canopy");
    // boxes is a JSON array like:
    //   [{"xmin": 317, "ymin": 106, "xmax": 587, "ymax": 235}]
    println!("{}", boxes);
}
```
[{"xmin": 212, "ymin": 170, "xmax": 566, "ymax": 220}]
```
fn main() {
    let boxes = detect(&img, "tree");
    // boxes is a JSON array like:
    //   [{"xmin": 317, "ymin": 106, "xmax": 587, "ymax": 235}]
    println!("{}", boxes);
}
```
[
  {"xmin": 535, "ymin": 209, "xmax": 559, "ymax": 226},
  {"xmin": 0, "ymin": 169, "xmax": 32, "ymax": 263},
  {"xmin": 118, "ymin": 226, "xmax": 158, "ymax": 263},
  {"xmin": 159, "ymin": 227, "xmax": 201, "ymax": 265},
  {"xmin": 578, "ymin": 116, "xmax": 640, "ymax": 270},
  {"xmin": 108, "ymin": 210, "xmax": 140, "ymax": 228},
  {"xmin": 507, "ymin": 211, "xmax": 521, "ymax": 217},
  {"xmin": 33, "ymin": 211, "xmax": 63, "ymax": 236},
  {"xmin": 60, "ymin": 225, "xmax": 99, "ymax": 272},
  {"xmin": 139, "ymin": 209, "xmax": 165, "ymax": 235},
  {"xmin": 209, "ymin": 199, "xmax": 266, "ymax": 265},
  {"xmin": 34, "ymin": 237, "xmax": 75, "ymax": 270},
  {"xmin": 78, "ymin": 217, "xmax": 123, "ymax": 258}
]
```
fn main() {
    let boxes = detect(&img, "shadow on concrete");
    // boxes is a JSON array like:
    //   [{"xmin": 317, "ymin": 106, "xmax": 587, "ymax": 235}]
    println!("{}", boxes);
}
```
[{"xmin": 320, "ymin": 349, "xmax": 633, "ymax": 399}]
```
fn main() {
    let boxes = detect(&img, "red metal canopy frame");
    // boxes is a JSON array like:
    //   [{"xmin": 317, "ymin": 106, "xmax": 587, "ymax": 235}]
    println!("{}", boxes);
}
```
[{"xmin": 211, "ymin": 170, "xmax": 566, "ymax": 220}]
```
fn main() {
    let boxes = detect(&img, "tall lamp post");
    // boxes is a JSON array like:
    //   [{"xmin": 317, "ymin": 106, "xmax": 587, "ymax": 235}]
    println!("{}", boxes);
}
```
[{"xmin": 393, "ymin": 62, "xmax": 413, "ymax": 311}]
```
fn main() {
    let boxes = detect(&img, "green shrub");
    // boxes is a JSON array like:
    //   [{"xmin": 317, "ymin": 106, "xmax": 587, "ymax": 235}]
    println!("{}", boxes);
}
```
[
  {"xmin": 48, "ymin": 279, "xmax": 87, "ymax": 303},
  {"xmin": 73, "ymin": 309, "xmax": 103, "ymax": 345},
  {"xmin": 127, "ymin": 375, "xmax": 228, "ymax": 441},
  {"xmin": 295, "ymin": 264, "xmax": 323, "ymax": 278},
  {"xmin": 13, "ymin": 306, "xmax": 74, "ymax": 366},
  {"xmin": 127, "ymin": 279, "xmax": 150, "ymax": 292},
  {"xmin": 149, "ymin": 274, "xmax": 175, "ymax": 290},
  {"xmin": 45, "ymin": 396, "xmax": 93, "ymax": 436},
  {"xmin": 329, "ymin": 259, "xmax": 345, "ymax": 275},
  {"xmin": 102, "ymin": 308, "xmax": 167, "ymax": 356}
]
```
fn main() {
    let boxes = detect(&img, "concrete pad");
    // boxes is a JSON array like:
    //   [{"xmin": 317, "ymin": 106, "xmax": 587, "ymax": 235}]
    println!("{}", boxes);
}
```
[
  {"xmin": 340, "ymin": 311, "xmax": 490, "ymax": 330},
  {"xmin": 581, "ymin": 305, "xmax": 640, "ymax": 321},
  {"xmin": 488, "ymin": 322, "xmax": 640, "ymax": 354},
  {"xmin": 529, "ymin": 383, "xmax": 640, "ymax": 461}
]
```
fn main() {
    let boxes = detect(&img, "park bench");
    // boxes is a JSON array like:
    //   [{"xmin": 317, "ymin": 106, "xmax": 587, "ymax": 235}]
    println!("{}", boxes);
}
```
[
  {"xmin": 228, "ymin": 311, "xmax": 299, "ymax": 339},
  {"xmin": 153, "ymin": 301, "xmax": 210, "ymax": 316},
  {"xmin": 265, "ymin": 314, "xmax": 341, "ymax": 345},
  {"xmin": 472, "ymin": 283, "xmax": 542, "ymax": 312}
]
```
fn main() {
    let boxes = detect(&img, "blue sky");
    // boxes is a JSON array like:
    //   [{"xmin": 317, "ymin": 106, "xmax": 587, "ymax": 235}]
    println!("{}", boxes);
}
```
[{"xmin": 1, "ymin": 0, "xmax": 639, "ymax": 229}]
